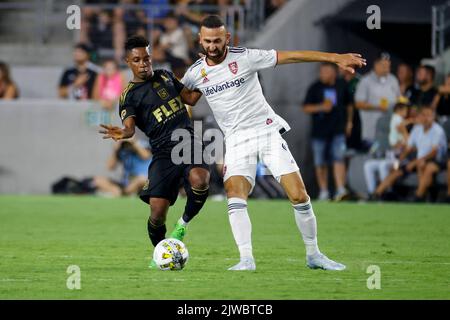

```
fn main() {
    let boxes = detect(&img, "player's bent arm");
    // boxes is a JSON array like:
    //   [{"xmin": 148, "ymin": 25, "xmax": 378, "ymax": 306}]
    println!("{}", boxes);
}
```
[
  {"xmin": 120, "ymin": 117, "xmax": 136, "ymax": 139},
  {"xmin": 180, "ymin": 87, "xmax": 203, "ymax": 106},
  {"xmin": 277, "ymin": 51, "xmax": 366, "ymax": 73}
]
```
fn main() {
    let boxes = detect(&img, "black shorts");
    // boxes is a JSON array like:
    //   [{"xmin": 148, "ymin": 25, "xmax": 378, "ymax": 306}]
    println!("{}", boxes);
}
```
[
  {"xmin": 139, "ymin": 156, "xmax": 209, "ymax": 206},
  {"xmin": 400, "ymin": 159, "xmax": 447, "ymax": 175}
]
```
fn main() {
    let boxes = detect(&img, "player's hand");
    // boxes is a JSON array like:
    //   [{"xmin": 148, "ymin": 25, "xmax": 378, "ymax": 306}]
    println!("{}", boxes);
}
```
[
  {"xmin": 99, "ymin": 124, "xmax": 126, "ymax": 141},
  {"xmin": 335, "ymin": 53, "xmax": 366, "ymax": 74}
]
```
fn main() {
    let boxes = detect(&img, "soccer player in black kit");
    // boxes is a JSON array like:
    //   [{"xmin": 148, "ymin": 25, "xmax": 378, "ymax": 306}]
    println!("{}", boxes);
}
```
[{"xmin": 99, "ymin": 36, "xmax": 210, "ymax": 269}]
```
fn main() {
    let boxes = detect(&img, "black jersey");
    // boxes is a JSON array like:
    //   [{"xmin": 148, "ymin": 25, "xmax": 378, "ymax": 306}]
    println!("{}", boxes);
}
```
[{"xmin": 119, "ymin": 70, "xmax": 194, "ymax": 154}]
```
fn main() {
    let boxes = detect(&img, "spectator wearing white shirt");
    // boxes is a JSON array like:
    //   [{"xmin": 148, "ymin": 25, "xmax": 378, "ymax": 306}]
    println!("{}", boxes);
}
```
[
  {"xmin": 374, "ymin": 105, "xmax": 447, "ymax": 201},
  {"xmin": 355, "ymin": 52, "xmax": 401, "ymax": 144}
]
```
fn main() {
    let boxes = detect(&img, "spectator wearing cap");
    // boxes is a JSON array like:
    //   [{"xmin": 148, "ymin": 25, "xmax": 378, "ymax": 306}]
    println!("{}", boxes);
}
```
[
  {"xmin": 410, "ymin": 65, "xmax": 437, "ymax": 109},
  {"xmin": 355, "ymin": 52, "xmax": 401, "ymax": 145},
  {"xmin": 59, "ymin": 44, "xmax": 99, "ymax": 100}
]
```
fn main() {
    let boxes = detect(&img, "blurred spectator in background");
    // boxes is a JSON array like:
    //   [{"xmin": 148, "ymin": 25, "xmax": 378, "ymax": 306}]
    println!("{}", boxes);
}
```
[
  {"xmin": 80, "ymin": 1, "xmax": 119, "ymax": 62},
  {"xmin": 59, "ymin": 44, "xmax": 99, "ymax": 100},
  {"xmin": 159, "ymin": 13, "xmax": 191, "ymax": 76},
  {"xmin": 374, "ymin": 106, "xmax": 447, "ymax": 202},
  {"xmin": 0, "ymin": 61, "xmax": 19, "ymax": 99},
  {"xmin": 303, "ymin": 63, "xmax": 352, "ymax": 201},
  {"xmin": 265, "ymin": 0, "xmax": 287, "ymax": 18},
  {"xmin": 410, "ymin": 65, "xmax": 437, "ymax": 108},
  {"xmin": 175, "ymin": 0, "xmax": 228, "ymax": 26},
  {"xmin": 431, "ymin": 72, "xmax": 450, "ymax": 119},
  {"xmin": 90, "ymin": 138, "xmax": 152, "ymax": 197},
  {"xmin": 340, "ymin": 68, "xmax": 363, "ymax": 152},
  {"xmin": 363, "ymin": 102, "xmax": 411, "ymax": 200},
  {"xmin": 355, "ymin": 52, "xmax": 400, "ymax": 145},
  {"xmin": 87, "ymin": 10, "xmax": 115, "ymax": 58},
  {"xmin": 396, "ymin": 62, "xmax": 415, "ymax": 99},
  {"xmin": 142, "ymin": 0, "xmax": 171, "ymax": 26},
  {"xmin": 150, "ymin": 44, "xmax": 172, "ymax": 71},
  {"xmin": 93, "ymin": 59, "xmax": 126, "ymax": 110},
  {"xmin": 113, "ymin": 0, "xmax": 148, "ymax": 61}
]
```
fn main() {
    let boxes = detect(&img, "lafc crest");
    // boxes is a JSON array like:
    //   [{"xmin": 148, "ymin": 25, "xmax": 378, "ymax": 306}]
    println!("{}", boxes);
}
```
[{"xmin": 157, "ymin": 88, "xmax": 169, "ymax": 100}]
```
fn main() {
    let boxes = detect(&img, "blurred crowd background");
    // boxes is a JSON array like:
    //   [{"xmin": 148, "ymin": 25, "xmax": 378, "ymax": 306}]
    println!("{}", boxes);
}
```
[{"xmin": 1, "ymin": 0, "xmax": 450, "ymax": 203}]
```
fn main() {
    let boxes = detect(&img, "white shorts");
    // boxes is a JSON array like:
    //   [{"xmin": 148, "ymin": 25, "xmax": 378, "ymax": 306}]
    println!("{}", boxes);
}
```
[{"xmin": 223, "ymin": 129, "xmax": 299, "ymax": 193}]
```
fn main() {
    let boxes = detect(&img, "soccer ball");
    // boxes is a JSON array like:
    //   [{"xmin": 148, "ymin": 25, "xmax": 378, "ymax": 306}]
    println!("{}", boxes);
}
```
[{"xmin": 153, "ymin": 238, "xmax": 189, "ymax": 271}]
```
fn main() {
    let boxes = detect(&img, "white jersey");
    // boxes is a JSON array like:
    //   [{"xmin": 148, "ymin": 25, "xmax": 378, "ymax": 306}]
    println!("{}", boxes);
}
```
[{"xmin": 181, "ymin": 47, "xmax": 290, "ymax": 139}]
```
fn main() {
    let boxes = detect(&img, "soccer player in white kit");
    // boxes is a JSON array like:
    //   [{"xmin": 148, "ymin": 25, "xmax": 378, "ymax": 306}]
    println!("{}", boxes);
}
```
[{"xmin": 180, "ymin": 15, "xmax": 366, "ymax": 270}]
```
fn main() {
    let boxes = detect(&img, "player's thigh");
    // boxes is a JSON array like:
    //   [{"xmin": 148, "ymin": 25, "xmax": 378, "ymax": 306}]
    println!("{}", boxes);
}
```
[
  {"xmin": 279, "ymin": 171, "xmax": 309, "ymax": 204},
  {"xmin": 258, "ymin": 132, "xmax": 299, "ymax": 183},
  {"xmin": 139, "ymin": 157, "xmax": 183, "ymax": 207},
  {"xmin": 223, "ymin": 133, "xmax": 258, "ymax": 198}
]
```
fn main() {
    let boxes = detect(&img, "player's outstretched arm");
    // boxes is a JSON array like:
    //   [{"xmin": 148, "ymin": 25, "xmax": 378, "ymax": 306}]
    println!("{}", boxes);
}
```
[
  {"xmin": 180, "ymin": 87, "xmax": 203, "ymax": 106},
  {"xmin": 277, "ymin": 51, "xmax": 366, "ymax": 74},
  {"xmin": 99, "ymin": 117, "xmax": 136, "ymax": 141}
]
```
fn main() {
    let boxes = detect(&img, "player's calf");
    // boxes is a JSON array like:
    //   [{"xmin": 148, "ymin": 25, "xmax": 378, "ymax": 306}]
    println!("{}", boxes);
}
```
[
  {"xmin": 182, "ymin": 167, "xmax": 210, "ymax": 223},
  {"xmin": 148, "ymin": 198, "xmax": 170, "ymax": 246}
]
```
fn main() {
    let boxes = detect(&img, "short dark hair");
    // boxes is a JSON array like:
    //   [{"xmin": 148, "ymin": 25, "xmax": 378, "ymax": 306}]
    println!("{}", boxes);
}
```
[
  {"xmin": 419, "ymin": 104, "xmax": 434, "ymax": 113},
  {"xmin": 393, "ymin": 102, "xmax": 408, "ymax": 112},
  {"xmin": 201, "ymin": 15, "xmax": 225, "ymax": 29},
  {"xmin": 125, "ymin": 35, "xmax": 149, "ymax": 53},
  {"xmin": 74, "ymin": 43, "xmax": 91, "ymax": 54},
  {"xmin": 421, "ymin": 65, "xmax": 436, "ymax": 80},
  {"xmin": 374, "ymin": 51, "xmax": 391, "ymax": 63},
  {"xmin": 320, "ymin": 62, "xmax": 338, "ymax": 71}
]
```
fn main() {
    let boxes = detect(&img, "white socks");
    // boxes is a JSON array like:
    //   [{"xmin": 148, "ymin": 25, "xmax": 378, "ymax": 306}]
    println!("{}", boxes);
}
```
[
  {"xmin": 293, "ymin": 198, "xmax": 320, "ymax": 256},
  {"xmin": 227, "ymin": 197, "xmax": 253, "ymax": 260},
  {"xmin": 177, "ymin": 217, "xmax": 188, "ymax": 227}
]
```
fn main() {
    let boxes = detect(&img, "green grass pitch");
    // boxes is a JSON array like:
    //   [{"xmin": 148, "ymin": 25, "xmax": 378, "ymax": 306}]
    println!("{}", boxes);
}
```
[{"xmin": 0, "ymin": 195, "xmax": 449, "ymax": 299}]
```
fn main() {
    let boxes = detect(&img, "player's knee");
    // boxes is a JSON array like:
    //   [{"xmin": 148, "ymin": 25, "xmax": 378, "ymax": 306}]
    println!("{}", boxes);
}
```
[
  {"xmin": 289, "ymin": 190, "xmax": 309, "ymax": 204},
  {"xmin": 189, "ymin": 169, "xmax": 210, "ymax": 190}
]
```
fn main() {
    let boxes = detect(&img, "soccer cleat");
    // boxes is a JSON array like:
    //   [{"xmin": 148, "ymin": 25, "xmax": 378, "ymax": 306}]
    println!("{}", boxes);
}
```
[
  {"xmin": 169, "ymin": 222, "xmax": 186, "ymax": 241},
  {"xmin": 306, "ymin": 253, "xmax": 346, "ymax": 271},
  {"xmin": 149, "ymin": 259, "xmax": 157, "ymax": 270},
  {"xmin": 227, "ymin": 258, "xmax": 256, "ymax": 271}
]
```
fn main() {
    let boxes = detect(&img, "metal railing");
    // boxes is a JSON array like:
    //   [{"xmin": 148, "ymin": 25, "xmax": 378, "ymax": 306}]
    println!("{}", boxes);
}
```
[{"xmin": 431, "ymin": 1, "xmax": 450, "ymax": 57}]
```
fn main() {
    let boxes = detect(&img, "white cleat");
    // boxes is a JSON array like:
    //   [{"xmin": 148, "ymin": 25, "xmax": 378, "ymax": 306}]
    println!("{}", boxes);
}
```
[
  {"xmin": 227, "ymin": 258, "xmax": 256, "ymax": 271},
  {"xmin": 307, "ymin": 253, "xmax": 346, "ymax": 271}
]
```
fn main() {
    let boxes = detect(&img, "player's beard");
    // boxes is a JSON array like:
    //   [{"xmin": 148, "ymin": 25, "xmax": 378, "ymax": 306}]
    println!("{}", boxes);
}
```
[{"xmin": 202, "ymin": 44, "xmax": 227, "ymax": 64}]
